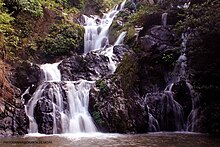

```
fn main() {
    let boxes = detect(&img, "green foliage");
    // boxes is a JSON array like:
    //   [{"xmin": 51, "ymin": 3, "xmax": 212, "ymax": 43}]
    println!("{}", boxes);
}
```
[
  {"xmin": 42, "ymin": 0, "xmax": 71, "ymax": 9},
  {"xmin": 91, "ymin": 0, "xmax": 123, "ymax": 12},
  {"xmin": 0, "ymin": 12, "xmax": 14, "ymax": 24},
  {"xmin": 0, "ymin": 0, "xmax": 87, "ymax": 62},
  {"xmin": 14, "ymin": 14, "xmax": 34, "ymax": 38},
  {"xmin": 116, "ymin": 54, "xmax": 139, "ymax": 96},
  {"xmin": 92, "ymin": 111, "xmax": 104, "ymax": 125},
  {"xmin": 175, "ymin": 0, "xmax": 220, "ymax": 35},
  {"xmin": 128, "ymin": 3, "xmax": 160, "ymax": 25},
  {"xmin": 96, "ymin": 80, "xmax": 109, "ymax": 95},
  {"xmin": 0, "ymin": 0, "xmax": 15, "ymax": 60},
  {"xmin": 38, "ymin": 23, "xmax": 84, "ymax": 60},
  {"xmin": 0, "ymin": 0, "xmax": 14, "ymax": 34},
  {"xmin": 18, "ymin": 0, "xmax": 43, "ymax": 17}
]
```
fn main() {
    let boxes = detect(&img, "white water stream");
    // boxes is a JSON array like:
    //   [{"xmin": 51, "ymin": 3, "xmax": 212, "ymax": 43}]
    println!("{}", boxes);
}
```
[
  {"xmin": 25, "ymin": 0, "xmax": 127, "ymax": 134},
  {"xmin": 83, "ymin": 0, "xmax": 126, "ymax": 53}
]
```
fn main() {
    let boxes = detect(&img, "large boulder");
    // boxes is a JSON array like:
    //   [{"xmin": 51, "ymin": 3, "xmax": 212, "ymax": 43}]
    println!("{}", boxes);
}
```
[
  {"xmin": 12, "ymin": 62, "xmax": 41, "ymax": 93},
  {"xmin": 0, "ymin": 97, "xmax": 29, "ymax": 136},
  {"xmin": 31, "ymin": 82, "xmax": 69, "ymax": 134},
  {"xmin": 89, "ymin": 75, "xmax": 148, "ymax": 133},
  {"xmin": 34, "ymin": 97, "xmax": 62, "ymax": 134},
  {"xmin": 59, "ymin": 45, "xmax": 130, "ymax": 81},
  {"xmin": 134, "ymin": 26, "xmax": 180, "ymax": 93}
]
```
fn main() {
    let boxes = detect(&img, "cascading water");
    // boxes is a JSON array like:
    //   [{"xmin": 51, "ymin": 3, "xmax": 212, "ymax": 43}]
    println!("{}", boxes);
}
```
[
  {"xmin": 145, "ymin": 25, "xmax": 199, "ymax": 132},
  {"xmin": 24, "ymin": 0, "xmax": 127, "ymax": 134},
  {"xmin": 40, "ymin": 62, "xmax": 61, "ymax": 82},
  {"xmin": 83, "ymin": 0, "xmax": 126, "ymax": 53},
  {"xmin": 82, "ymin": 0, "xmax": 127, "ymax": 73},
  {"xmin": 25, "ymin": 63, "xmax": 97, "ymax": 134},
  {"xmin": 162, "ymin": 13, "xmax": 168, "ymax": 27}
]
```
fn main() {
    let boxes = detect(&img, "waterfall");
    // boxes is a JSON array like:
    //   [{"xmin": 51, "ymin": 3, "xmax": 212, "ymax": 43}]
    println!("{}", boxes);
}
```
[
  {"xmin": 40, "ymin": 62, "xmax": 61, "ymax": 82},
  {"xmin": 24, "ymin": 1, "xmax": 127, "ymax": 134},
  {"xmin": 162, "ymin": 13, "xmax": 168, "ymax": 27},
  {"xmin": 83, "ymin": 0, "xmax": 126, "ymax": 53},
  {"xmin": 82, "ymin": 0, "xmax": 127, "ymax": 73},
  {"xmin": 146, "ymin": 30, "xmax": 200, "ymax": 132},
  {"xmin": 114, "ymin": 31, "xmax": 127, "ymax": 45},
  {"xmin": 25, "ymin": 63, "xmax": 97, "ymax": 134}
]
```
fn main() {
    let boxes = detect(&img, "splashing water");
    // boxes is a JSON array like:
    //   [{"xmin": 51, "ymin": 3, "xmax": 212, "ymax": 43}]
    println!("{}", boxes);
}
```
[
  {"xmin": 83, "ymin": 0, "xmax": 126, "ymax": 53},
  {"xmin": 25, "ymin": 1, "xmax": 127, "ymax": 134},
  {"xmin": 25, "ymin": 63, "xmax": 97, "ymax": 134}
]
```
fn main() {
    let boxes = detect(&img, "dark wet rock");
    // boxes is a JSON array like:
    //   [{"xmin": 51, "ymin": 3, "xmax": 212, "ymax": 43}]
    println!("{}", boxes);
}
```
[
  {"xmin": 133, "ymin": 26, "xmax": 180, "ymax": 93},
  {"xmin": 12, "ymin": 62, "xmax": 41, "ymax": 93},
  {"xmin": 59, "ymin": 52, "xmax": 110, "ymax": 81},
  {"xmin": 172, "ymin": 80, "xmax": 192, "ymax": 120},
  {"xmin": 113, "ymin": 45, "xmax": 133, "ymax": 62},
  {"xmin": 29, "ymin": 82, "xmax": 68, "ymax": 134},
  {"xmin": 139, "ymin": 26, "xmax": 178, "ymax": 53},
  {"xmin": 34, "ymin": 97, "xmax": 62, "ymax": 134},
  {"xmin": 138, "ymin": 13, "xmax": 163, "ymax": 37},
  {"xmin": 59, "ymin": 45, "xmax": 130, "ymax": 81},
  {"xmin": 14, "ymin": 105, "xmax": 29, "ymax": 135},
  {"xmin": 89, "ymin": 75, "xmax": 148, "ymax": 133},
  {"xmin": 0, "ymin": 97, "xmax": 29, "ymax": 136},
  {"xmin": 145, "ymin": 92, "xmax": 185, "ymax": 131}
]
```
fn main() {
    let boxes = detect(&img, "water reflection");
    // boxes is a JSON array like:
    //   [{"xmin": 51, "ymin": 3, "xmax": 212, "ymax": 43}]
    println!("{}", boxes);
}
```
[{"xmin": 0, "ymin": 132, "xmax": 220, "ymax": 147}]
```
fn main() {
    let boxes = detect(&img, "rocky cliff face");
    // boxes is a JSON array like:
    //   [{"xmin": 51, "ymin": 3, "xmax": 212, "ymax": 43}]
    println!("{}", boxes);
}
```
[
  {"xmin": 0, "ymin": 60, "xmax": 29, "ymax": 136},
  {"xmin": 89, "ymin": 75, "xmax": 148, "ymax": 133}
]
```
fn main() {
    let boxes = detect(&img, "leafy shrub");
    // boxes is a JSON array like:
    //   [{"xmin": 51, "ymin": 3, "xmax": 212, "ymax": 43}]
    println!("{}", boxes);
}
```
[
  {"xmin": 18, "ymin": 0, "xmax": 43, "ymax": 17},
  {"xmin": 38, "ymin": 23, "xmax": 84, "ymax": 61},
  {"xmin": 0, "ymin": 0, "xmax": 14, "ymax": 33},
  {"xmin": 175, "ymin": 0, "xmax": 220, "ymax": 35},
  {"xmin": 92, "ymin": 111, "xmax": 104, "ymax": 125},
  {"xmin": 96, "ymin": 80, "xmax": 109, "ymax": 95}
]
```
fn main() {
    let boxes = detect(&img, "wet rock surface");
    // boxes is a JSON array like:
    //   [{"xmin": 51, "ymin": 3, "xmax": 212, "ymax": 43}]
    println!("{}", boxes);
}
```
[
  {"xmin": 89, "ymin": 76, "xmax": 148, "ymax": 133},
  {"xmin": 0, "ymin": 97, "xmax": 29, "ymax": 136},
  {"xmin": 32, "ymin": 82, "xmax": 68, "ymax": 134},
  {"xmin": 59, "ymin": 45, "xmax": 130, "ymax": 81}
]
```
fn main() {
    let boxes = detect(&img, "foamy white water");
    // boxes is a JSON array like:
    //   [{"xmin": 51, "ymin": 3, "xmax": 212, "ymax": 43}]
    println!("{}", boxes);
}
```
[
  {"xmin": 83, "ymin": 0, "xmax": 126, "ymax": 53},
  {"xmin": 25, "ymin": 1, "xmax": 127, "ymax": 135}
]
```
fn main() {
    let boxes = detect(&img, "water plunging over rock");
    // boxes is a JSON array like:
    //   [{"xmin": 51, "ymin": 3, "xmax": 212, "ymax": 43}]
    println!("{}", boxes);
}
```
[
  {"xmin": 25, "ymin": 62, "xmax": 97, "ymax": 134},
  {"xmin": 24, "ymin": 1, "xmax": 128, "ymax": 134},
  {"xmin": 162, "ymin": 13, "xmax": 168, "ymax": 27},
  {"xmin": 83, "ymin": 0, "xmax": 126, "ymax": 53},
  {"xmin": 144, "ymin": 30, "xmax": 201, "ymax": 132}
]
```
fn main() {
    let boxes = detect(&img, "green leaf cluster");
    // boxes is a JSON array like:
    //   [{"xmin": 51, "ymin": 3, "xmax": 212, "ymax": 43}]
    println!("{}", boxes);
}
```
[
  {"xmin": 0, "ymin": 0, "xmax": 14, "ymax": 34},
  {"xmin": 18, "ymin": 0, "xmax": 43, "ymax": 17},
  {"xmin": 96, "ymin": 80, "xmax": 109, "ymax": 95},
  {"xmin": 92, "ymin": 111, "xmax": 104, "ymax": 125},
  {"xmin": 38, "ymin": 23, "xmax": 84, "ymax": 60},
  {"xmin": 175, "ymin": 0, "xmax": 220, "ymax": 35}
]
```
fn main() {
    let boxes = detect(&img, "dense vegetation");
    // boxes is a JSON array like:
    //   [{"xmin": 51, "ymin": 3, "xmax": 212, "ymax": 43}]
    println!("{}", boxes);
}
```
[
  {"xmin": 0, "ymin": 0, "xmax": 123, "ymax": 64},
  {"xmin": 177, "ymin": 0, "xmax": 220, "ymax": 134}
]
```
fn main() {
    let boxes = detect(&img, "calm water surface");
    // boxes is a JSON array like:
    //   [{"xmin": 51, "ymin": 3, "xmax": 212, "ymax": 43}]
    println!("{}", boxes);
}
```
[{"xmin": 0, "ymin": 132, "xmax": 220, "ymax": 147}]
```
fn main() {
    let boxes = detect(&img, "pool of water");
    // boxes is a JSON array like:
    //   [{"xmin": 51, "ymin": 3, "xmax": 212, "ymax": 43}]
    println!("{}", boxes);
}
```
[{"xmin": 0, "ymin": 132, "xmax": 220, "ymax": 147}]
